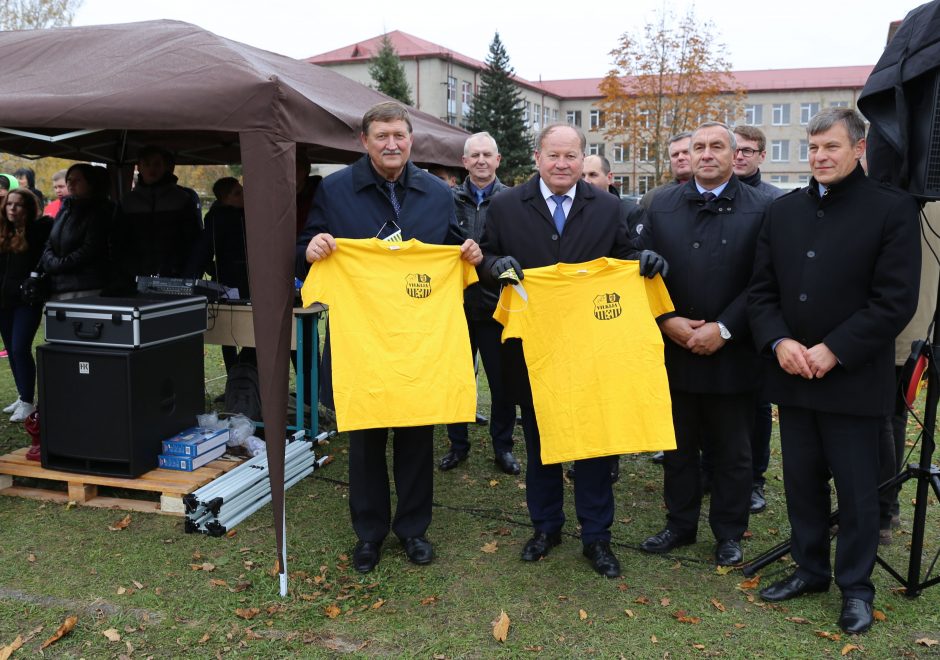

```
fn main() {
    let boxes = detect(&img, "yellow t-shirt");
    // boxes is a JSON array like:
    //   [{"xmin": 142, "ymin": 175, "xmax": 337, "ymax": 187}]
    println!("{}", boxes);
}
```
[
  {"xmin": 494, "ymin": 257, "xmax": 677, "ymax": 464},
  {"xmin": 302, "ymin": 238, "xmax": 478, "ymax": 432}
]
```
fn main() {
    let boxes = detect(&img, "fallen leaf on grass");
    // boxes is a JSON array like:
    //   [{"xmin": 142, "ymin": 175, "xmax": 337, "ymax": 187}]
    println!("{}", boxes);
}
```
[
  {"xmin": 198, "ymin": 633, "xmax": 210, "ymax": 644},
  {"xmin": 785, "ymin": 617, "xmax": 811, "ymax": 625},
  {"xmin": 65, "ymin": 501, "xmax": 77, "ymax": 510},
  {"xmin": 673, "ymin": 610, "xmax": 701, "ymax": 624},
  {"xmin": 0, "ymin": 635, "xmax": 23, "ymax": 660},
  {"xmin": 624, "ymin": 609, "xmax": 635, "ymax": 618},
  {"xmin": 230, "ymin": 581, "xmax": 252, "ymax": 593},
  {"xmin": 693, "ymin": 643, "xmax": 706, "ymax": 650},
  {"xmin": 102, "ymin": 628, "xmax": 121, "ymax": 642},
  {"xmin": 872, "ymin": 609, "xmax": 886, "ymax": 621},
  {"xmin": 226, "ymin": 529, "xmax": 237, "ymax": 538},
  {"xmin": 523, "ymin": 645, "xmax": 542, "ymax": 652},
  {"xmin": 617, "ymin": 582, "xmax": 629, "ymax": 591},
  {"xmin": 710, "ymin": 598, "xmax": 726, "ymax": 612},
  {"xmin": 235, "ymin": 608, "xmax": 260, "ymax": 620},
  {"xmin": 651, "ymin": 635, "xmax": 658, "ymax": 644},
  {"xmin": 579, "ymin": 609, "xmax": 588, "ymax": 620},
  {"xmin": 738, "ymin": 575, "xmax": 761, "ymax": 590},
  {"xmin": 108, "ymin": 514, "xmax": 132, "ymax": 531},
  {"xmin": 132, "ymin": 580, "xmax": 144, "ymax": 590},
  {"xmin": 40, "ymin": 615, "xmax": 77, "ymax": 649},
  {"xmin": 371, "ymin": 599, "xmax": 385, "ymax": 610},
  {"xmin": 660, "ymin": 597, "xmax": 671, "ymax": 607},
  {"xmin": 634, "ymin": 596, "xmax": 651, "ymax": 605},
  {"xmin": 190, "ymin": 562, "xmax": 216, "ymax": 572},
  {"xmin": 492, "ymin": 610, "xmax": 510, "ymax": 642},
  {"xmin": 26, "ymin": 553, "xmax": 36, "ymax": 563},
  {"xmin": 841, "ymin": 643, "xmax": 859, "ymax": 655},
  {"xmin": 481, "ymin": 541, "xmax": 498, "ymax": 554},
  {"xmin": 916, "ymin": 637, "xmax": 939, "ymax": 647},
  {"xmin": 117, "ymin": 586, "xmax": 126, "ymax": 595},
  {"xmin": 715, "ymin": 565, "xmax": 733, "ymax": 575},
  {"xmin": 210, "ymin": 579, "xmax": 228, "ymax": 588},
  {"xmin": 420, "ymin": 596, "xmax": 437, "ymax": 606},
  {"xmin": 324, "ymin": 605, "xmax": 341, "ymax": 619},
  {"xmin": 489, "ymin": 479, "xmax": 498, "ymax": 487},
  {"xmin": 815, "ymin": 631, "xmax": 841, "ymax": 641},
  {"xmin": 734, "ymin": 623, "xmax": 746, "ymax": 629}
]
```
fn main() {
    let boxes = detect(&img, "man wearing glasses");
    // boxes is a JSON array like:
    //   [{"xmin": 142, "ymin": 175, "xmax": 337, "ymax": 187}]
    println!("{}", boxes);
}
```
[{"xmin": 732, "ymin": 126, "xmax": 785, "ymax": 201}]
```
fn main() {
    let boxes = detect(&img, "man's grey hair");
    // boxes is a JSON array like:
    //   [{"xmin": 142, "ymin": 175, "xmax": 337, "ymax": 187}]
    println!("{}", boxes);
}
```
[
  {"xmin": 536, "ymin": 123, "xmax": 586, "ymax": 153},
  {"xmin": 807, "ymin": 107, "xmax": 866, "ymax": 144},
  {"xmin": 464, "ymin": 132, "xmax": 499, "ymax": 156},
  {"xmin": 52, "ymin": 169, "xmax": 67, "ymax": 182},
  {"xmin": 668, "ymin": 131, "xmax": 692, "ymax": 146},
  {"xmin": 691, "ymin": 122, "xmax": 736, "ymax": 151},
  {"xmin": 585, "ymin": 154, "xmax": 612, "ymax": 175}
]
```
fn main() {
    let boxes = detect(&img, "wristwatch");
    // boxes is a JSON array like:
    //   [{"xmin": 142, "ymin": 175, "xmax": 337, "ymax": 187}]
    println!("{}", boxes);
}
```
[{"xmin": 716, "ymin": 321, "xmax": 732, "ymax": 340}]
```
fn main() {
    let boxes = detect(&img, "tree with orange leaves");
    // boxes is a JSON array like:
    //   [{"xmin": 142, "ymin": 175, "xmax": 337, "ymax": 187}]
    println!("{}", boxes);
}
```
[{"xmin": 595, "ymin": 9, "xmax": 743, "ymax": 190}]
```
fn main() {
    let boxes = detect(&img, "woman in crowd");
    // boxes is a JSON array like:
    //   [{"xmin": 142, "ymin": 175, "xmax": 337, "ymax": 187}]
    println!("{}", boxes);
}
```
[
  {"xmin": 39, "ymin": 163, "xmax": 113, "ymax": 300},
  {"xmin": 0, "ymin": 189, "xmax": 52, "ymax": 422}
]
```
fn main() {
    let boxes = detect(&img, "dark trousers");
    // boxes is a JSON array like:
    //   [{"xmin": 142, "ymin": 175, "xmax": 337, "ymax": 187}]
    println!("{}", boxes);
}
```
[
  {"xmin": 0, "ymin": 304, "xmax": 43, "ymax": 403},
  {"xmin": 665, "ymin": 391, "xmax": 754, "ymax": 541},
  {"xmin": 222, "ymin": 346, "xmax": 256, "ymax": 373},
  {"xmin": 878, "ymin": 366, "xmax": 907, "ymax": 528},
  {"xmin": 752, "ymin": 401, "xmax": 773, "ymax": 485},
  {"xmin": 520, "ymin": 404, "xmax": 613, "ymax": 544},
  {"xmin": 446, "ymin": 317, "xmax": 515, "ymax": 455},
  {"xmin": 348, "ymin": 425, "xmax": 433, "ymax": 543},
  {"xmin": 779, "ymin": 406, "xmax": 880, "ymax": 601}
]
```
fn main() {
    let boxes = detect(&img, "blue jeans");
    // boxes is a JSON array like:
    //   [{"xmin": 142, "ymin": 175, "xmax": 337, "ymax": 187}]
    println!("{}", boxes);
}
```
[{"xmin": 0, "ymin": 304, "xmax": 43, "ymax": 403}]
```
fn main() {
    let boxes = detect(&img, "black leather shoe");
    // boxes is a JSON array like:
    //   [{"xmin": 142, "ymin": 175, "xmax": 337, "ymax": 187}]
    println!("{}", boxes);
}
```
[
  {"xmin": 759, "ymin": 573, "xmax": 830, "ymax": 602},
  {"xmin": 352, "ymin": 540, "xmax": 381, "ymax": 573},
  {"xmin": 583, "ymin": 540, "xmax": 621, "ymax": 578},
  {"xmin": 521, "ymin": 531, "xmax": 562, "ymax": 561},
  {"xmin": 495, "ymin": 451, "xmax": 521, "ymax": 475},
  {"xmin": 839, "ymin": 597, "xmax": 874, "ymax": 634},
  {"xmin": 750, "ymin": 485, "xmax": 767, "ymax": 513},
  {"xmin": 715, "ymin": 539, "xmax": 743, "ymax": 566},
  {"xmin": 438, "ymin": 449, "xmax": 467, "ymax": 471},
  {"xmin": 640, "ymin": 528, "xmax": 696, "ymax": 554},
  {"xmin": 401, "ymin": 536, "xmax": 433, "ymax": 565},
  {"xmin": 475, "ymin": 413, "xmax": 489, "ymax": 425},
  {"xmin": 650, "ymin": 451, "xmax": 665, "ymax": 465}
]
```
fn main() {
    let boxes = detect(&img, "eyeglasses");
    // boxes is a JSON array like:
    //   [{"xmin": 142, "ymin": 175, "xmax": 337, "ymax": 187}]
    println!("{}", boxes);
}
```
[{"xmin": 734, "ymin": 148, "xmax": 761, "ymax": 157}]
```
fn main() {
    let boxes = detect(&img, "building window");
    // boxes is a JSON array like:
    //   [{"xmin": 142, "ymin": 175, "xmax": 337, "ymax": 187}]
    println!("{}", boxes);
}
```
[
  {"xmin": 566, "ymin": 110, "xmax": 581, "ymax": 127},
  {"xmin": 552, "ymin": 108, "xmax": 558, "ymax": 122},
  {"xmin": 589, "ymin": 109, "xmax": 602, "ymax": 130},
  {"xmin": 830, "ymin": 101, "xmax": 848, "ymax": 108},
  {"xmin": 800, "ymin": 102, "xmax": 820, "ymax": 125},
  {"xmin": 771, "ymin": 139, "xmax": 790, "ymax": 162},
  {"xmin": 544, "ymin": 106, "xmax": 551, "ymax": 127},
  {"xmin": 798, "ymin": 140, "xmax": 809, "ymax": 162},
  {"xmin": 523, "ymin": 101, "xmax": 530, "ymax": 125},
  {"xmin": 447, "ymin": 76, "xmax": 457, "ymax": 115},
  {"xmin": 461, "ymin": 81, "xmax": 472, "ymax": 116},
  {"xmin": 770, "ymin": 175, "xmax": 790, "ymax": 184},
  {"xmin": 638, "ymin": 175, "xmax": 655, "ymax": 195},
  {"xmin": 637, "ymin": 109, "xmax": 650, "ymax": 129},
  {"xmin": 772, "ymin": 104, "xmax": 790, "ymax": 126},
  {"xmin": 743, "ymin": 104, "xmax": 762, "ymax": 125},
  {"xmin": 588, "ymin": 143, "xmax": 605, "ymax": 156},
  {"xmin": 612, "ymin": 144, "xmax": 624, "ymax": 163},
  {"xmin": 613, "ymin": 176, "xmax": 629, "ymax": 195},
  {"xmin": 533, "ymin": 104, "xmax": 541, "ymax": 131},
  {"xmin": 798, "ymin": 174, "xmax": 810, "ymax": 184},
  {"xmin": 639, "ymin": 142, "xmax": 655, "ymax": 162}
]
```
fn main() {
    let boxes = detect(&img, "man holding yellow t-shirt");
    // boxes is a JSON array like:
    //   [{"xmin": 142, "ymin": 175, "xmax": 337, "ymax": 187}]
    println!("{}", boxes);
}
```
[
  {"xmin": 479, "ymin": 123, "xmax": 667, "ymax": 578},
  {"xmin": 298, "ymin": 101, "xmax": 482, "ymax": 574}
]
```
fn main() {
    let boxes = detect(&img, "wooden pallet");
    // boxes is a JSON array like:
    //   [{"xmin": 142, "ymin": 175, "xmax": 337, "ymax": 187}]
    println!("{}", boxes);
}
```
[{"xmin": 0, "ymin": 448, "xmax": 242, "ymax": 516}]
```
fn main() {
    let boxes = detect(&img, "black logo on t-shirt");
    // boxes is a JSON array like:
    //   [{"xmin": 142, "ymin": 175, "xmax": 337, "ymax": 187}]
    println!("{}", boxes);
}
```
[
  {"xmin": 593, "ymin": 293, "xmax": 622, "ymax": 320},
  {"xmin": 405, "ymin": 273, "xmax": 432, "ymax": 298}
]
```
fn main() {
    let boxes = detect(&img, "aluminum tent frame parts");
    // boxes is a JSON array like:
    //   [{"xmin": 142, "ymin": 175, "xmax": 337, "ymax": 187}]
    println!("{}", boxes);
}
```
[{"xmin": 0, "ymin": 19, "xmax": 468, "ymax": 596}]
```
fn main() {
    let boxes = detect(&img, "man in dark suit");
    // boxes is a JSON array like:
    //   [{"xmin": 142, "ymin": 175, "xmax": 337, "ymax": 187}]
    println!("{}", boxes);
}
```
[
  {"xmin": 479, "ymin": 123, "xmax": 666, "ymax": 577},
  {"xmin": 636, "ymin": 122, "xmax": 770, "ymax": 567},
  {"xmin": 748, "ymin": 108, "xmax": 920, "ymax": 634},
  {"xmin": 298, "ymin": 101, "xmax": 482, "ymax": 574}
]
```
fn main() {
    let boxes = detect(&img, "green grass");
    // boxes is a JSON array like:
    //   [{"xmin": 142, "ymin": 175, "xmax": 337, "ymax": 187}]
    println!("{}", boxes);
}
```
[{"xmin": 0, "ymin": 344, "xmax": 938, "ymax": 657}]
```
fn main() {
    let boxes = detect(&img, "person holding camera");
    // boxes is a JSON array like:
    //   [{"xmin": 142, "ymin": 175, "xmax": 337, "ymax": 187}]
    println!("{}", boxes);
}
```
[{"xmin": 0, "ymin": 189, "xmax": 52, "ymax": 422}]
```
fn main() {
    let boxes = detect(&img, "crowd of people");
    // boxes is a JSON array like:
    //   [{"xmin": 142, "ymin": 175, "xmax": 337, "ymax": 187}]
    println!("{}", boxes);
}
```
[
  {"xmin": 297, "ymin": 101, "xmax": 924, "ymax": 637},
  {"xmin": 0, "ymin": 98, "xmax": 925, "ymax": 638}
]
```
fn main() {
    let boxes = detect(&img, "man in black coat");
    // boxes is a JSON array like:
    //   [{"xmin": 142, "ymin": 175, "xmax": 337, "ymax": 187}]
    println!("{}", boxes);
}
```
[
  {"xmin": 636, "ymin": 122, "xmax": 770, "ymax": 567},
  {"xmin": 748, "ymin": 108, "xmax": 920, "ymax": 634},
  {"xmin": 479, "ymin": 123, "xmax": 666, "ymax": 578}
]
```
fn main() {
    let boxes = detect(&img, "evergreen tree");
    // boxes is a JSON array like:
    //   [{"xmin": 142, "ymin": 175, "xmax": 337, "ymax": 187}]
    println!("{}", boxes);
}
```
[
  {"xmin": 367, "ymin": 34, "xmax": 414, "ymax": 106},
  {"xmin": 466, "ymin": 33, "xmax": 532, "ymax": 183}
]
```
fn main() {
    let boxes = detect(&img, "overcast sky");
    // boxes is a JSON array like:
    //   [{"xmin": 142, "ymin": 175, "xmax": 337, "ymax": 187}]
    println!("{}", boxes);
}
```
[{"xmin": 74, "ymin": 0, "xmax": 918, "ymax": 81}]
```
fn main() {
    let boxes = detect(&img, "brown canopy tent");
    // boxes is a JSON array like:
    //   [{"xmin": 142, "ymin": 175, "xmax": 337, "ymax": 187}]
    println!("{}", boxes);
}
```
[{"xmin": 0, "ymin": 19, "xmax": 469, "ymax": 594}]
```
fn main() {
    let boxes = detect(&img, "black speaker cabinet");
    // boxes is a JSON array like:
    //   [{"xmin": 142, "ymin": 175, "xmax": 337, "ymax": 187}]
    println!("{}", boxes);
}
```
[{"xmin": 37, "ymin": 334, "xmax": 205, "ymax": 478}]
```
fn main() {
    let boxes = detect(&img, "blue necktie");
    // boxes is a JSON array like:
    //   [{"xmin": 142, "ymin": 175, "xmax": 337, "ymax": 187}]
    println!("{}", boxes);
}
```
[
  {"xmin": 475, "ymin": 189, "xmax": 484, "ymax": 206},
  {"xmin": 702, "ymin": 191, "xmax": 716, "ymax": 202},
  {"xmin": 386, "ymin": 181, "xmax": 401, "ymax": 218},
  {"xmin": 550, "ymin": 194, "xmax": 568, "ymax": 234}
]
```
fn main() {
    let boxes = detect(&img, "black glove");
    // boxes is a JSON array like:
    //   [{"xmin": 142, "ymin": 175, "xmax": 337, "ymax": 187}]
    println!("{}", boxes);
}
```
[
  {"xmin": 20, "ymin": 272, "xmax": 49, "ymax": 306},
  {"xmin": 638, "ymin": 250, "xmax": 668, "ymax": 279},
  {"xmin": 490, "ymin": 255, "xmax": 523, "ymax": 282}
]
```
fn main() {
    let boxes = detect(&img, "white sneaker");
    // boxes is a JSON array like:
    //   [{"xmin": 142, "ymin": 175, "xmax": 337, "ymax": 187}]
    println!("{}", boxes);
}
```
[
  {"xmin": 10, "ymin": 401, "xmax": 35, "ymax": 423},
  {"xmin": 3, "ymin": 397, "xmax": 21, "ymax": 414}
]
